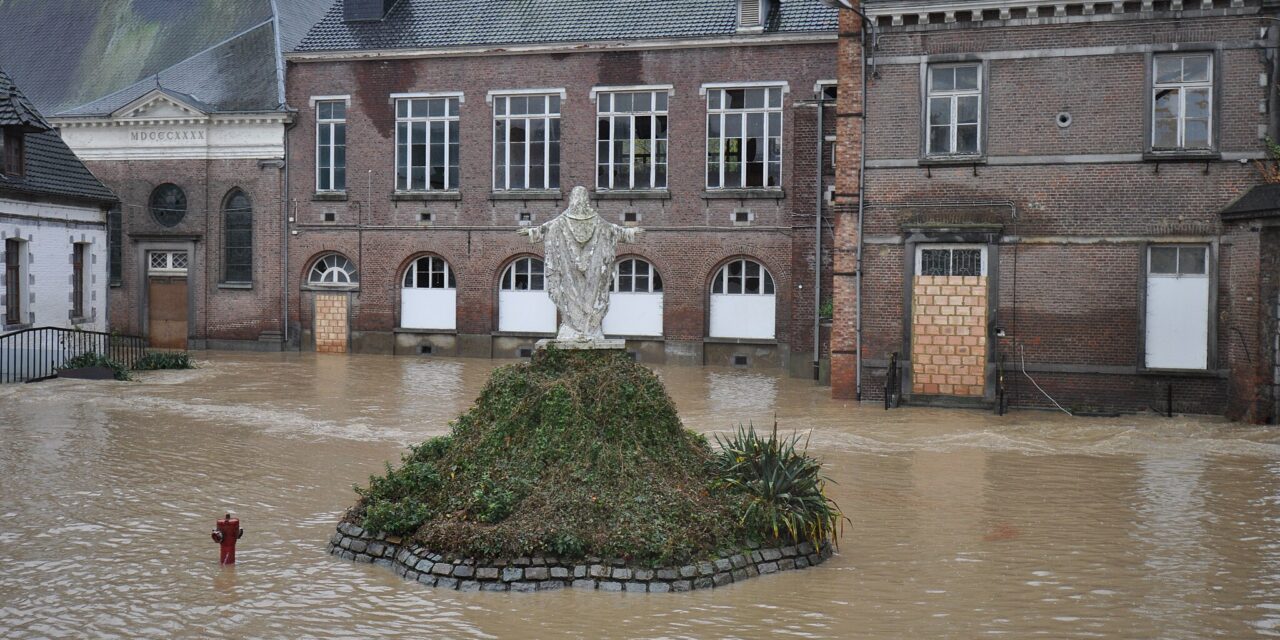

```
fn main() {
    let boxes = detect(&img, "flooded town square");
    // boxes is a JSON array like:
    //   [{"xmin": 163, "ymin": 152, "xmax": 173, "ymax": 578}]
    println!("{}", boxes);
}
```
[{"xmin": 0, "ymin": 352, "xmax": 1277, "ymax": 638}]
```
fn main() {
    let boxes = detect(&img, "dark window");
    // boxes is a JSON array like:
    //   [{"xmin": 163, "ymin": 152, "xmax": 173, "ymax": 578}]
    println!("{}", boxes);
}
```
[
  {"xmin": 223, "ymin": 189, "xmax": 252, "ymax": 282},
  {"xmin": 1, "ymin": 128, "xmax": 24, "ymax": 177},
  {"xmin": 149, "ymin": 184, "xmax": 187, "ymax": 227},
  {"xmin": 5, "ymin": 238, "xmax": 22, "ymax": 325},
  {"xmin": 72, "ymin": 243, "xmax": 85, "ymax": 318},
  {"xmin": 108, "ymin": 205, "xmax": 122, "ymax": 284}
]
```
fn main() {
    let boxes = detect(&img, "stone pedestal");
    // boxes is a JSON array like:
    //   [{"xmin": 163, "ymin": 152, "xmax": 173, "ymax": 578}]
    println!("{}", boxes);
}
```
[{"xmin": 535, "ymin": 338, "xmax": 626, "ymax": 351}]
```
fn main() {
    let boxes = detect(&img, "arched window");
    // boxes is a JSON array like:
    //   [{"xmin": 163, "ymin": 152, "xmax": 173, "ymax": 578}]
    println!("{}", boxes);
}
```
[
  {"xmin": 500, "ymin": 256, "xmax": 545, "ymax": 291},
  {"xmin": 309, "ymin": 253, "xmax": 357, "ymax": 285},
  {"xmin": 498, "ymin": 256, "xmax": 555, "ymax": 333},
  {"xmin": 610, "ymin": 258, "xmax": 663, "ymax": 293},
  {"xmin": 401, "ymin": 255, "xmax": 457, "ymax": 330},
  {"xmin": 710, "ymin": 258, "xmax": 775, "ymax": 339},
  {"xmin": 223, "ymin": 189, "xmax": 252, "ymax": 283},
  {"xmin": 604, "ymin": 258, "xmax": 664, "ymax": 337},
  {"xmin": 149, "ymin": 184, "xmax": 187, "ymax": 227}
]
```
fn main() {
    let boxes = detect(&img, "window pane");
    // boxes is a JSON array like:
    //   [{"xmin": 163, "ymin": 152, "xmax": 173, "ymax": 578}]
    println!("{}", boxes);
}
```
[
  {"xmin": 1155, "ymin": 57, "xmax": 1181, "ymax": 84},
  {"xmin": 726, "ymin": 89, "xmax": 745, "ymax": 109},
  {"xmin": 929, "ymin": 126, "xmax": 951, "ymax": 155},
  {"xmin": 920, "ymin": 249, "xmax": 950, "ymax": 276},
  {"xmin": 599, "ymin": 93, "xmax": 611, "ymax": 113},
  {"xmin": 1150, "ymin": 247, "xmax": 1178, "ymax": 274},
  {"xmin": 956, "ymin": 125, "xmax": 979, "ymax": 154},
  {"xmin": 655, "ymin": 91, "xmax": 668, "ymax": 111},
  {"xmin": 1185, "ymin": 88, "xmax": 1210, "ymax": 119},
  {"xmin": 1183, "ymin": 55, "xmax": 1210, "ymax": 83},
  {"xmin": 494, "ymin": 97, "xmax": 506, "ymax": 115},
  {"xmin": 952, "ymin": 249, "xmax": 982, "ymax": 276},
  {"xmin": 957, "ymin": 96, "xmax": 979, "ymax": 124},
  {"xmin": 745, "ymin": 88, "xmax": 765, "ymax": 109},
  {"xmin": 955, "ymin": 65, "xmax": 979, "ymax": 91},
  {"xmin": 1179, "ymin": 247, "xmax": 1207, "ymax": 275},
  {"xmin": 768, "ymin": 87, "xmax": 782, "ymax": 108},
  {"xmin": 1184, "ymin": 119, "xmax": 1210, "ymax": 148},
  {"xmin": 930, "ymin": 67, "xmax": 955, "ymax": 92},
  {"xmin": 396, "ymin": 100, "xmax": 408, "ymax": 118},
  {"xmin": 929, "ymin": 98, "xmax": 951, "ymax": 126},
  {"xmin": 709, "ymin": 90, "xmax": 721, "ymax": 110},
  {"xmin": 1153, "ymin": 118, "xmax": 1178, "ymax": 148}
]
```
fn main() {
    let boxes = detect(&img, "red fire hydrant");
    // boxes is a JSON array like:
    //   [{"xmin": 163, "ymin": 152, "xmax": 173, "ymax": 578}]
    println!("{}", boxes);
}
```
[{"xmin": 211, "ymin": 513, "xmax": 244, "ymax": 565}]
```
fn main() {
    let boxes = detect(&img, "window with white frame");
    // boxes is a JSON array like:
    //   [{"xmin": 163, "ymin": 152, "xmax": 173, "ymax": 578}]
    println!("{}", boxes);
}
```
[
  {"xmin": 501, "ymin": 256, "xmax": 545, "ymax": 291},
  {"xmin": 396, "ymin": 96, "xmax": 460, "ymax": 191},
  {"xmin": 316, "ymin": 100, "xmax": 346, "ymax": 192},
  {"xmin": 1145, "ymin": 245, "xmax": 1210, "ymax": 370},
  {"xmin": 498, "ymin": 257, "xmax": 555, "ymax": 333},
  {"xmin": 148, "ymin": 250, "xmax": 189, "ymax": 275},
  {"xmin": 597, "ymin": 91, "xmax": 668, "ymax": 190},
  {"xmin": 308, "ymin": 253, "xmax": 357, "ymax": 285},
  {"xmin": 706, "ymin": 86, "xmax": 783, "ymax": 189},
  {"xmin": 926, "ymin": 64, "xmax": 982, "ymax": 156},
  {"xmin": 401, "ymin": 255, "xmax": 457, "ymax": 331},
  {"xmin": 1152, "ymin": 54, "xmax": 1213, "ymax": 151},
  {"xmin": 605, "ymin": 258, "xmax": 664, "ymax": 337},
  {"xmin": 611, "ymin": 258, "xmax": 664, "ymax": 293},
  {"xmin": 402, "ymin": 255, "xmax": 456, "ymax": 289},
  {"xmin": 917, "ymin": 245, "xmax": 986, "ymax": 277},
  {"xmin": 709, "ymin": 258, "xmax": 776, "ymax": 339},
  {"xmin": 493, "ymin": 94, "xmax": 561, "ymax": 191}
]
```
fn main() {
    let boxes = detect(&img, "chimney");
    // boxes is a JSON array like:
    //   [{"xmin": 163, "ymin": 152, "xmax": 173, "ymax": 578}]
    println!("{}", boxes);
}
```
[{"xmin": 343, "ymin": 0, "xmax": 397, "ymax": 23}]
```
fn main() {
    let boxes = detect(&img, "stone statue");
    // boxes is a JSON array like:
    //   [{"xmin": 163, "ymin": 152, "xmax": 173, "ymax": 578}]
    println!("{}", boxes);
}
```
[{"xmin": 518, "ymin": 186, "xmax": 643, "ymax": 345}]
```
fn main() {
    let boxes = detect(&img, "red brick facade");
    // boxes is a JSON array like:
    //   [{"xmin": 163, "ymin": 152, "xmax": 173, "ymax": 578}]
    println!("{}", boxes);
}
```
[
  {"xmin": 284, "ymin": 41, "xmax": 836, "ymax": 370},
  {"xmin": 831, "ymin": 0, "xmax": 1279, "ymax": 418}
]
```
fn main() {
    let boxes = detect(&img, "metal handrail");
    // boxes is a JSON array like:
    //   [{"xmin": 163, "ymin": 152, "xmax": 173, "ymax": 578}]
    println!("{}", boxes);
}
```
[
  {"xmin": 884, "ymin": 352, "xmax": 900, "ymax": 410},
  {"xmin": 0, "ymin": 326, "xmax": 148, "ymax": 383}
]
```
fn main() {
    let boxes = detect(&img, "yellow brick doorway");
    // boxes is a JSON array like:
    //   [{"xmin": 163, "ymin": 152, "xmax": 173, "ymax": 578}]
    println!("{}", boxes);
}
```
[
  {"xmin": 314, "ymin": 293, "xmax": 349, "ymax": 354},
  {"xmin": 910, "ymin": 245, "xmax": 989, "ymax": 398}
]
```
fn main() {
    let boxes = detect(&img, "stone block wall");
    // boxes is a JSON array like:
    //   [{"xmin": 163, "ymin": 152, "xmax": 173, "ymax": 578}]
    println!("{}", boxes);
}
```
[
  {"xmin": 313, "ymin": 293, "xmax": 348, "ymax": 353},
  {"xmin": 911, "ymin": 275, "xmax": 987, "ymax": 397}
]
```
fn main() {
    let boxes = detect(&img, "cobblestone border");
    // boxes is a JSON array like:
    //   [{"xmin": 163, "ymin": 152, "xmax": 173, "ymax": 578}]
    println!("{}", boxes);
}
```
[{"xmin": 328, "ymin": 523, "xmax": 833, "ymax": 592}]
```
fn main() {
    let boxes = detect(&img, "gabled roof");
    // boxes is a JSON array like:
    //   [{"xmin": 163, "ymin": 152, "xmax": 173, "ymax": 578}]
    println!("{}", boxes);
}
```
[
  {"xmin": 0, "ymin": 67, "xmax": 51, "ymax": 132},
  {"xmin": 0, "ymin": 0, "xmax": 332, "ymax": 117},
  {"xmin": 0, "ymin": 68, "xmax": 115, "ymax": 205},
  {"xmin": 1220, "ymin": 183, "xmax": 1280, "ymax": 221},
  {"xmin": 295, "ymin": 0, "xmax": 837, "ymax": 53}
]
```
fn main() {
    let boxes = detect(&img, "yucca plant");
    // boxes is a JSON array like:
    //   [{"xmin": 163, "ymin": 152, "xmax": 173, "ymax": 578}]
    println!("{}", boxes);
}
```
[{"xmin": 713, "ymin": 421, "xmax": 845, "ymax": 550}]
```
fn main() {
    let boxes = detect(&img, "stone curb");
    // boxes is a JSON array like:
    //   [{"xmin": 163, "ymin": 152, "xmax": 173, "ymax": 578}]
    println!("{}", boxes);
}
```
[{"xmin": 328, "ymin": 523, "xmax": 833, "ymax": 593}]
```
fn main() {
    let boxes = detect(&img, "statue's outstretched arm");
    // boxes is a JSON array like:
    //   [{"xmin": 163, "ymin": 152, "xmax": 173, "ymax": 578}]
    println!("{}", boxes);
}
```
[
  {"xmin": 517, "ymin": 221, "xmax": 550, "ymax": 243},
  {"xmin": 615, "ymin": 224, "xmax": 645, "ymax": 244}
]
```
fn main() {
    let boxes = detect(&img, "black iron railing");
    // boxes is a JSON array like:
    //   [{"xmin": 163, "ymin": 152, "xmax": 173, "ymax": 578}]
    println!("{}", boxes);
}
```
[
  {"xmin": 884, "ymin": 352, "xmax": 900, "ymax": 410},
  {"xmin": 0, "ymin": 326, "xmax": 147, "ymax": 383},
  {"xmin": 996, "ymin": 353, "xmax": 1008, "ymax": 416}
]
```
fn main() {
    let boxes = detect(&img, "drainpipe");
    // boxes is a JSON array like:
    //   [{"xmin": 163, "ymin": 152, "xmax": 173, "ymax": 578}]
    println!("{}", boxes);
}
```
[
  {"xmin": 814, "ymin": 89, "xmax": 827, "ymax": 381},
  {"xmin": 855, "ymin": 23, "xmax": 867, "ymax": 401},
  {"xmin": 283, "ymin": 116, "xmax": 297, "ymax": 347}
]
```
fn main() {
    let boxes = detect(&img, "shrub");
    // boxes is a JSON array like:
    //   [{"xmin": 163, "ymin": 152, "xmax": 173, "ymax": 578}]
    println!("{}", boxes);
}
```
[
  {"xmin": 713, "ymin": 421, "xmax": 846, "ymax": 551},
  {"xmin": 133, "ymin": 351, "xmax": 193, "ymax": 371},
  {"xmin": 59, "ymin": 352, "xmax": 130, "ymax": 381}
]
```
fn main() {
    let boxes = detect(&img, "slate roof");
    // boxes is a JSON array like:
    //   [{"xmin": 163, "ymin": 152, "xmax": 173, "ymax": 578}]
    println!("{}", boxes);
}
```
[
  {"xmin": 1220, "ymin": 184, "xmax": 1280, "ymax": 220},
  {"xmin": 0, "ymin": 0, "xmax": 333, "ymax": 117},
  {"xmin": 0, "ymin": 68, "xmax": 116, "ymax": 205},
  {"xmin": 0, "ymin": 67, "xmax": 51, "ymax": 132},
  {"xmin": 296, "ymin": 0, "xmax": 837, "ymax": 53}
]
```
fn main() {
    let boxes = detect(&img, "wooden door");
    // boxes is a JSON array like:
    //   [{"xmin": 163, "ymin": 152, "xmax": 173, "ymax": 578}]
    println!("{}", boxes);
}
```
[{"xmin": 148, "ymin": 277, "xmax": 188, "ymax": 349}]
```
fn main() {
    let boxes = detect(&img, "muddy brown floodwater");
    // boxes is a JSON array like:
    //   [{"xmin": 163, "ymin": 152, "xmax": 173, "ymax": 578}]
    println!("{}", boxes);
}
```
[{"xmin": 3, "ymin": 353, "xmax": 1280, "ymax": 638}]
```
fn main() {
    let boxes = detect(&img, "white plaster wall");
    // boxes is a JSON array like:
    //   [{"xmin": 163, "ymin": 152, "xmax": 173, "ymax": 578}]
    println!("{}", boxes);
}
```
[
  {"xmin": 709, "ymin": 294, "xmax": 776, "ymax": 340},
  {"xmin": 498, "ymin": 290, "xmax": 556, "ymax": 333},
  {"xmin": 1, "ymin": 198, "xmax": 108, "ymax": 332},
  {"xmin": 603, "ymin": 292, "xmax": 663, "ymax": 337},
  {"xmin": 54, "ymin": 119, "xmax": 285, "ymax": 161},
  {"xmin": 401, "ymin": 288, "xmax": 457, "ymax": 330}
]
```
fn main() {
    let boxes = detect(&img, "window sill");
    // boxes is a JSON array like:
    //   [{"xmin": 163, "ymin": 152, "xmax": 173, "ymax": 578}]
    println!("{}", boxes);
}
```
[
  {"xmin": 701, "ymin": 189, "xmax": 785, "ymax": 200},
  {"xmin": 1143, "ymin": 150, "xmax": 1221, "ymax": 162},
  {"xmin": 3, "ymin": 323, "xmax": 32, "ymax": 332},
  {"xmin": 703, "ymin": 337, "xmax": 778, "ymax": 345},
  {"xmin": 489, "ymin": 190, "xmax": 563, "ymax": 201},
  {"xmin": 394, "ymin": 328, "xmax": 458, "ymax": 335},
  {"xmin": 218, "ymin": 282, "xmax": 253, "ymax": 290},
  {"xmin": 110, "ymin": 281, "xmax": 122, "ymax": 288},
  {"xmin": 392, "ymin": 191, "xmax": 462, "ymax": 202},
  {"xmin": 593, "ymin": 189, "xmax": 671, "ymax": 200},
  {"xmin": 301, "ymin": 284, "xmax": 359, "ymax": 292},
  {"xmin": 918, "ymin": 156, "xmax": 986, "ymax": 167},
  {"xmin": 1137, "ymin": 366, "xmax": 1228, "ymax": 379},
  {"xmin": 312, "ymin": 191, "xmax": 348, "ymax": 202},
  {"xmin": 491, "ymin": 330, "xmax": 556, "ymax": 338},
  {"xmin": 70, "ymin": 317, "xmax": 90, "ymax": 325}
]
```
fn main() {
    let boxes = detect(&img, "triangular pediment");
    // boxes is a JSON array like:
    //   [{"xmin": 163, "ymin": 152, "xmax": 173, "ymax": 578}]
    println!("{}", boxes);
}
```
[{"xmin": 113, "ymin": 89, "xmax": 208, "ymax": 120}]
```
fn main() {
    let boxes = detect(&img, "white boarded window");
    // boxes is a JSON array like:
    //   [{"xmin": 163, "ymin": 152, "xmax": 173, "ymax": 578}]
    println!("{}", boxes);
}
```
[
  {"xmin": 604, "ymin": 258, "xmax": 664, "ymax": 337},
  {"xmin": 710, "ymin": 258, "xmax": 775, "ymax": 339},
  {"xmin": 401, "ymin": 255, "xmax": 456, "ymax": 330},
  {"xmin": 396, "ymin": 97, "xmax": 460, "ymax": 191},
  {"xmin": 1145, "ymin": 245, "xmax": 1209, "ymax": 370},
  {"xmin": 1152, "ymin": 54, "xmax": 1213, "ymax": 150},
  {"xmin": 499, "ymin": 257, "xmax": 555, "ymax": 333},
  {"xmin": 926, "ymin": 64, "xmax": 982, "ymax": 156}
]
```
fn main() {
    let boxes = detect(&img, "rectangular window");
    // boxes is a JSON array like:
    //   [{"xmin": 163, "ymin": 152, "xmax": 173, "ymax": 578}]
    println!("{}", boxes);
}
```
[
  {"xmin": 917, "ymin": 245, "xmax": 986, "ymax": 277},
  {"xmin": 1, "ymin": 128, "xmax": 24, "ymax": 177},
  {"xmin": 316, "ymin": 101, "xmax": 347, "ymax": 192},
  {"xmin": 1152, "ymin": 54, "xmax": 1213, "ymax": 151},
  {"xmin": 597, "ymin": 91, "xmax": 669, "ymax": 190},
  {"xmin": 108, "ymin": 205, "xmax": 122, "ymax": 285},
  {"xmin": 72, "ymin": 243, "xmax": 85, "ymax": 318},
  {"xmin": 493, "ymin": 94, "xmax": 561, "ymax": 191},
  {"xmin": 5, "ymin": 238, "xmax": 23, "ymax": 325},
  {"xmin": 1145, "ymin": 245, "xmax": 1210, "ymax": 370},
  {"xmin": 706, "ymin": 86, "xmax": 783, "ymax": 189},
  {"xmin": 926, "ymin": 64, "xmax": 982, "ymax": 157},
  {"xmin": 396, "ymin": 96, "xmax": 460, "ymax": 191}
]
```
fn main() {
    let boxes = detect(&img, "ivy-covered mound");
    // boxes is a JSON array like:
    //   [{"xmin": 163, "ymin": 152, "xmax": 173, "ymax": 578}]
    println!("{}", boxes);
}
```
[{"xmin": 350, "ymin": 348, "xmax": 740, "ymax": 565}]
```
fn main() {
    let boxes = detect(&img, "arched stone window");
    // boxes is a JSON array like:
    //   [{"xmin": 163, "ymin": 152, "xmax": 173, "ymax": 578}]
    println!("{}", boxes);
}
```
[
  {"xmin": 604, "ymin": 258, "xmax": 664, "ymax": 337},
  {"xmin": 401, "ymin": 255, "xmax": 457, "ymax": 330},
  {"xmin": 498, "ymin": 256, "xmax": 555, "ymax": 332},
  {"xmin": 308, "ymin": 253, "xmax": 357, "ymax": 285},
  {"xmin": 709, "ymin": 258, "xmax": 776, "ymax": 339},
  {"xmin": 223, "ymin": 189, "xmax": 252, "ymax": 283},
  {"xmin": 149, "ymin": 183, "xmax": 187, "ymax": 227}
]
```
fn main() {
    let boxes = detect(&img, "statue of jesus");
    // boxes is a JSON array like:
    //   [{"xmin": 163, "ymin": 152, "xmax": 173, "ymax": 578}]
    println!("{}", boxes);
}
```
[{"xmin": 518, "ymin": 186, "xmax": 644, "ymax": 343}]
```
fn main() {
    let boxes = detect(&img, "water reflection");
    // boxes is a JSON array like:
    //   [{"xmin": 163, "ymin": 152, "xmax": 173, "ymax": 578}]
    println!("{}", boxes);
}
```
[{"xmin": 1, "ymin": 352, "xmax": 1279, "ymax": 638}]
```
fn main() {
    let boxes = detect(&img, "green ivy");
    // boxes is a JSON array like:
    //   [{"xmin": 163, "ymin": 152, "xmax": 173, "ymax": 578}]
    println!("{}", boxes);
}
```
[{"xmin": 132, "ymin": 351, "xmax": 193, "ymax": 371}]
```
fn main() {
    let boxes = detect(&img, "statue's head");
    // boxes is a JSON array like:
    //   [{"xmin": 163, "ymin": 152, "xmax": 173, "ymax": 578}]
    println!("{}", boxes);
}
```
[{"xmin": 565, "ymin": 186, "xmax": 596, "ymax": 220}]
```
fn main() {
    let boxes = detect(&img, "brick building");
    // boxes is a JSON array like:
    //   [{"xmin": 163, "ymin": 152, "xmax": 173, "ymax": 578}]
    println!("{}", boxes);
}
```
[
  {"xmin": 830, "ymin": 0, "xmax": 1280, "ymax": 419},
  {"xmin": 0, "ymin": 0, "xmax": 333, "ymax": 350},
  {"xmin": 283, "ymin": 0, "xmax": 839, "ymax": 371}
]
